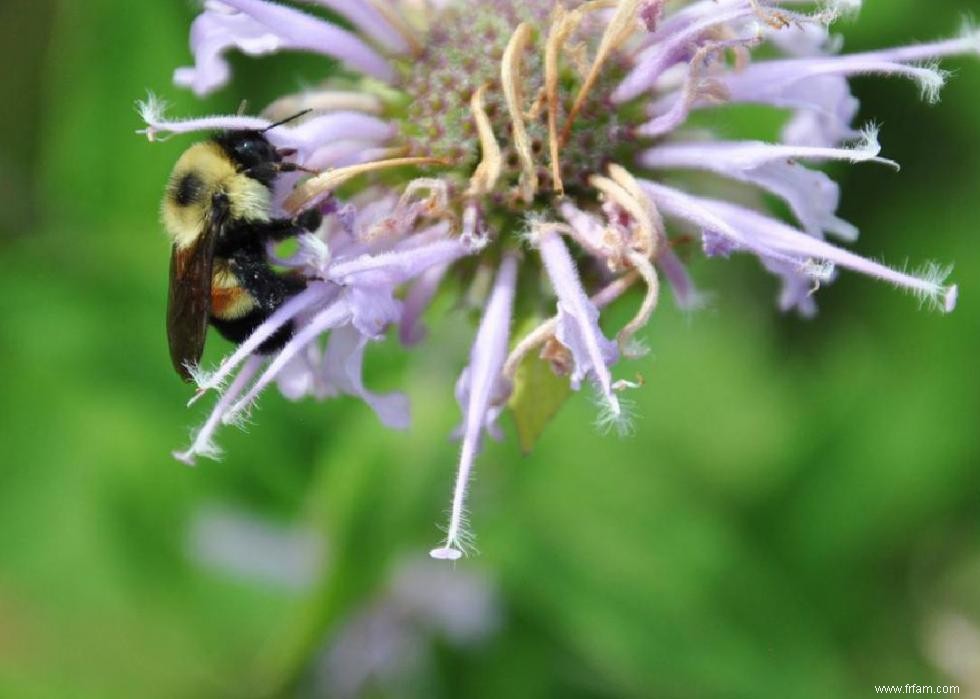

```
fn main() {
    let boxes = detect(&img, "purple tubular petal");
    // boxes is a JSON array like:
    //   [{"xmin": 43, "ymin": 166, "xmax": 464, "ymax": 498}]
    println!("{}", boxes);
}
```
[
  {"xmin": 399, "ymin": 261, "xmax": 450, "ymax": 345},
  {"xmin": 850, "ymin": 32, "xmax": 980, "ymax": 64},
  {"xmin": 537, "ymin": 228, "xmax": 620, "ymax": 413},
  {"xmin": 657, "ymin": 246, "xmax": 705, "ymax": 311},
  {"xmin": 641, "ymin": 180, "xmax": 958, "ymax": 312},
  {"xmin": 138, "ymin": 102, "xmax": 270, "ymax": 139},
  {"xmin": 640, "ymin": 134, "xmax": 896, "ymax": 172},
  {"xmin": 192, "ymin": 283, "xmax": 334, "ymax": 395},
  {"xmin": 322, "ymin": 325, "xmax": 410, "ymax": 428},
  {"xmin": 266, "ymin": 112, "xmax": 395, "ymax": 161},
  {"xmin": 652, "ymin": 30, "xmax": 980, "ymax": 146},
  {"xmin": 637, "ymin": 38, "xmax": 743, "ymax": 138},
  {"xmin": 219, "ymin": 0, "xmax": 393, "ymax": 79},
  {"xmin": 304, "ymin": 0, "xmax": 409, "ymax": 53},
  {"xmin": 768, "ymin": 20, "xmax": 838, "ymax": 58},
  {"xmin": 639, "ymin": 136, "xmax": 898, "ymax": 240},
  {"xmin": 722, "ymin": 56, "xmax": 948, "ymax": 106},
  {"xmin": 639, "ymin": 0, "xmax": 666, "ymax": 31},
  {"xmin": 558, "ymin": 202, "xmax": 611, "ymax": 258},
  {"xmin": 779, "ymin": 77, "xmax": 859, "ymax": 147},
  {"xmin": 636, "ymin": 0, "xmax": 737, "ymax": 50},
  {"xmin": 615, "ymin": 3, "xmax": 755, "ymax": 102},
  {"xmin": 174, "ymin": 355, "xmax": 264, "ymax": 465},
  {"xmin": 328, "ymin": 238, "xmax": 471, "ymax": 287},
  {"xmin": 224, "ymin": 298, "xmax": 353, "ymax": 421},
  {"xmin": 345, "ymin": 285, "xmax": 401, "ymax": 338},
  {"xmin": 275, "ymin": 345, "xmax": 320, "ymax": 400},
  {"xmin": 308, "ymin": 141, "xmax": 417, "ymax": 174},
  {"xmin": 761, "ymin": 256, "xmax": 822, "ymax": 317},
  {"xmin": 431, "ymin": 254, "xmax": 518, "ymax": 561},
  {"xmin": 702, "ymin": 230, "xmax": 737, "ymax": 258},
  {"xmin": 305, "ymin": 140, "xmax": 386, "ymax": 170}
]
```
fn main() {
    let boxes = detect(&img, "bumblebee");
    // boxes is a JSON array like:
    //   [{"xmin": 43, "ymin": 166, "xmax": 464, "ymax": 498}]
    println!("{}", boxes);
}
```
[{"xmin": 162, "ymin": 120, "xmax": 322, "ymax": 381}]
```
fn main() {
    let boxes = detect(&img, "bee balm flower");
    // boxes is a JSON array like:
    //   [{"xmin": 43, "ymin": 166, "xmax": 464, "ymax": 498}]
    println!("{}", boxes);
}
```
[{"xmin": 141, "ymin": 0, "xmax": 976, "ymax": 559}]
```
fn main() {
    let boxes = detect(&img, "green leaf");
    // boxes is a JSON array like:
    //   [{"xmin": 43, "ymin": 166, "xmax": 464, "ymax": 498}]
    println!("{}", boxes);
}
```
[{"xmin": 508, "ymin": 319, "xmax": 572, "ymax": 454}]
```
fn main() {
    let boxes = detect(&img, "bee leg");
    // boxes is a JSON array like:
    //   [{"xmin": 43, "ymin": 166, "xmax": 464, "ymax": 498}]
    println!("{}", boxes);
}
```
[
  {"xmin": 222, "ymin": 210, "xmax": 321, "ymax": 249},
  {"xmin": 243, "ymin": 162, "xmax": 317, "ymax": 182},
  {"xmin": 294, "ymin": 207, "xmax": 322, "ymax": 232}
]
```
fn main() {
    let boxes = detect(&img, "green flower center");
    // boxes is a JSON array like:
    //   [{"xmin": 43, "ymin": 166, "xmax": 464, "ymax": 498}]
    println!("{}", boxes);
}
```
[{"xmin": 389, "ymin": 0, "xmax": 648, "ymax": 211}]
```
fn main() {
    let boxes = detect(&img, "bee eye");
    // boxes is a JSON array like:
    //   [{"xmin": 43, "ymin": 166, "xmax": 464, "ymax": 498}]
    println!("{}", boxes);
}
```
[{"xmin": 234, "ymin": 138, "xmax": 275, "ymax": 166}]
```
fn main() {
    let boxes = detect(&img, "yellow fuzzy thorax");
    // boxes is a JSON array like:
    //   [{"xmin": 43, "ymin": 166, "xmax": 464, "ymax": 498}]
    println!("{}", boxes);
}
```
[{"xmin": 162, "ymin": 141, "xmax": 271, "ymax": 250}]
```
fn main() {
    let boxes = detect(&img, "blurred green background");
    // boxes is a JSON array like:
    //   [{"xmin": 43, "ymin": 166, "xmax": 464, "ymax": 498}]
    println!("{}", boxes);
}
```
[{"xmin": 0, "ymin": 1, "xmax": 978, "ymax": 697}]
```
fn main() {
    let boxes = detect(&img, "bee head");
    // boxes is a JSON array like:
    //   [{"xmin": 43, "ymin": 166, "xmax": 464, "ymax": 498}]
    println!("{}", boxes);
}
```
[{"xmin": 215, "ymin": 131, "xmax": 280, "ymax": 172}]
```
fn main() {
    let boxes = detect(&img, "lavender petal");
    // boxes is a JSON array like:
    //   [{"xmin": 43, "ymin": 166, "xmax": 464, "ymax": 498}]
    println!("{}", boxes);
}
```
[
  {"xmin": 431, "ymin": 254, "xmax": 518, "ymax": 561},
  {"xmin": 536, "ymin": 228, "xmax": 620, "ymax": 414}
]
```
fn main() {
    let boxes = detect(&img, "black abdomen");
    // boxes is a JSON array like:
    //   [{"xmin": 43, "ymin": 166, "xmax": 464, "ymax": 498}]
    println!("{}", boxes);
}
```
[{"xmin": 209, "ymin": 248, "xmax": 307, "ymax": 354}]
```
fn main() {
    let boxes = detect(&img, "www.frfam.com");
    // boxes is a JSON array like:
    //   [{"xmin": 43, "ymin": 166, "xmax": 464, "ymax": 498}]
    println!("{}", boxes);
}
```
[{"xmin": 874, "ymin": 686, "xmax": 961, "ymax": 695}]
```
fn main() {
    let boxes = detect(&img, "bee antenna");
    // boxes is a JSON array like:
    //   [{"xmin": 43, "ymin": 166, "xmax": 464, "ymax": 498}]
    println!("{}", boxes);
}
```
[{"xmin": 263, "ymin": 109, "xmax": 313, "ymax": 132}]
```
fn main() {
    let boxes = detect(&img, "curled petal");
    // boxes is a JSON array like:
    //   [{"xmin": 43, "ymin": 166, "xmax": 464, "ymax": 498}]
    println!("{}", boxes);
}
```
[
  {"xmin": 345, "ymin": 285, "xmax": 401, "ymax": 339},
  {"xmin": 275, "ymin": 345, "xmax": 320, "ymax": 400},
  {"xmin": 535, "ymin": 226, "xmax": 620, "ymax": 415},
  {"xmin": 174, "ymin": 0, "xmax": 393, "ymax": 97},
  {"xmin": 321, "ymin": 325, "xmax": 410, "ymax": 429}
]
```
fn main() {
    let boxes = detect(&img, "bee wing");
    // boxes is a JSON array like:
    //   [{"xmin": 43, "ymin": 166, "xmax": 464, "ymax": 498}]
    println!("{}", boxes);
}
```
[{"xmin": 167, "ymin": 221, "xmax": 219, "ymax": 382}]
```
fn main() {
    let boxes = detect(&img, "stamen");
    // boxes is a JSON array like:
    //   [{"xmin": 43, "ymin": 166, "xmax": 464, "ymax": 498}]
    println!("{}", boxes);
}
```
[
  {"xmin": 560, "ymin": 0, "xmax": 643, "ymax": 147},
  {"xmin": 748, "ymin": 0, "xmax": 791, "ymax": 30},
  {"xmin": 589, "ymin": 172, "xmax": 656, "ymax": 258},
  {"xmin": 466, "ymin": 84, "xmax": 503, "ymax": 197},
  {"xmin": 525, "ymin": 86, "xmax": 548, "ymax": 121},
  {"xmin": 461, "ymin": 203, "xmax": 490, "ymax": 250},
  {"xmin": 504, "ymin": 317, "xmax": 559, "ymax": 382},
  {"xmin": 618, "ymin": 249, "xmax": 661, "ymax": 353},
  {"xmin": 501, "ymin": 22, "xmax": 539, "ymax": 203},
  {"xmin": 545, "ymin": 4, "xmax": 585, "ymax": 195},
  {"xmin": 283, "ymin": 156, "xmax": 448, "ymax": 212},
  {"xmin": 397, "ymin": 177, "xmax": 451, "ymax": 217},
  {"xmin": 368, "ymin": 145, "xmax": 411, "ymax": 159},
  {"xmin": 607, "ymin": 163, "xmax": 665, "ymax": 257},
  {"xmin": 364, "ymin": 177, "xmax": 452, "ymax": 241}
]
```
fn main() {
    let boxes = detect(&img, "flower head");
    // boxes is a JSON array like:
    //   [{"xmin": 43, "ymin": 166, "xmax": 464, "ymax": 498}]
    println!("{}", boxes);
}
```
[{"xmin": 143, "ymin": 0, "xmax": 976, "ymax": 557}]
